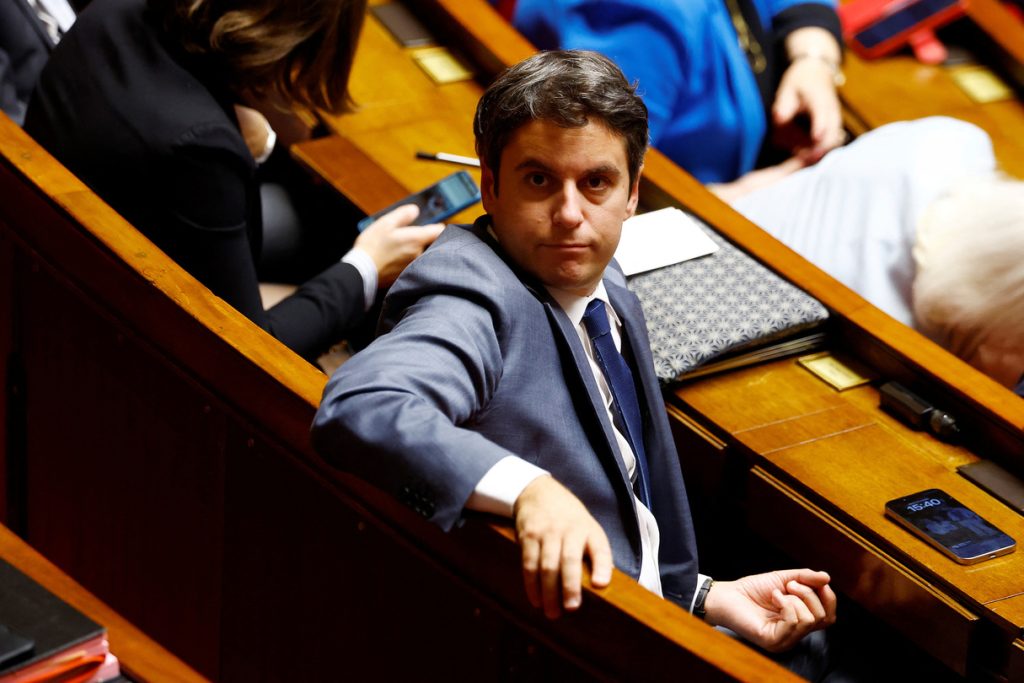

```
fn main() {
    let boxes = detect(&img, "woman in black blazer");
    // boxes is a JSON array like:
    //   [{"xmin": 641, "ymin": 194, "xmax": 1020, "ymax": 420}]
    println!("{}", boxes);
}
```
[{"xmin": 26, "ymin": 0, "xmax": 441, "ymax": 360}]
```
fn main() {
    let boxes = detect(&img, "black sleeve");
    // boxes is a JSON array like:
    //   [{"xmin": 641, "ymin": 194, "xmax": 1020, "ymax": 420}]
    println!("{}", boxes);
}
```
[
  {"xmin": 772, "ymin": 3, "xmax": 843, "ymax": 53},
  {"xmin": 0, "ymin": 48, "xmax": 27, "ymax": 125},
  {"xmin": 166, "ymin": 138, "xmax": 366, "ymax": 361}
]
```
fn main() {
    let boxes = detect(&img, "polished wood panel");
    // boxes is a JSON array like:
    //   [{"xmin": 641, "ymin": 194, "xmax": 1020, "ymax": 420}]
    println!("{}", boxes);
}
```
[
  {"xmin": 839, "ymin": 51, "xmax": 1024, "ymax": 178},
  {"xmin": 672, "ymin": 355, "xmax": 1024, "ymax": 675},
  {"xmin": 291, "ymin": 135, "xmax": 409, "ymax": 214},
  {"xmin": 837, "ymin": 0, "xmax": 1024, "ymax": 178},
  {"xmin": 320, "ymin": 4, "xmax": 483, "ymax": 223},
  {"xmin": 0, "ymin": 224, "xmax": 15, "ymax": 525},
  {"xmin": 747, "ymin": 469, "xmax": 977, "ymax": 675},
  {"xmin": 0, "ymin": 524, "xmax": 208, "ymax": 682},
  {"xmin": 964, "ymin": 0, "xmax": 1024, "ymax": 65}
]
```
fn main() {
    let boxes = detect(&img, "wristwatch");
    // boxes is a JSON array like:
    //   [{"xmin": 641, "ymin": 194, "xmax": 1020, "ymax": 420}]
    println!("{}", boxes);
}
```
[{"xmin": 693, "ymin": 577, "xmax": 714, "ymax": 620}]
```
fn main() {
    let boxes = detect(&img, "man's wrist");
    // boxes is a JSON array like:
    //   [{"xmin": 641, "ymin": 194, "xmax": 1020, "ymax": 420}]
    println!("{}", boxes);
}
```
[{"xmin": 467, "ymin": 457, "xmax": 549, "ymax": 518}]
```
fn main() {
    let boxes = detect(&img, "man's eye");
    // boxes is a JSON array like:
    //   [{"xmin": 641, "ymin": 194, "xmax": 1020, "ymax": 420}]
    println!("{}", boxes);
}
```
[
  {"xmin": 585, "ymin": 176, "xmax": 609, "ymax": 190},
  {"xmin": 527, "ymin": 173, "xmax": 547, "ymax": 187}
]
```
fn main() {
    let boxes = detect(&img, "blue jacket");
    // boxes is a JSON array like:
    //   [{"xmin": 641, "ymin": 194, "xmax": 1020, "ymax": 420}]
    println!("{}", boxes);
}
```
[{"xmin": 512, "ymin": 0, "xmax": 839, "ymax": 183}]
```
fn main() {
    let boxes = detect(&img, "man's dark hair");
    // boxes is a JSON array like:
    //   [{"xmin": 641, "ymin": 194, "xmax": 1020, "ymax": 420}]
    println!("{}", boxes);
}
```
[{"xmin": 474, "ymin": 50, "xmax": 649, "ymax": 190}]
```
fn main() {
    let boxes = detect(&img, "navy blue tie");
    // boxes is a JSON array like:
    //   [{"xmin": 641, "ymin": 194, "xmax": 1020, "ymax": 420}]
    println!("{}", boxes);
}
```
[{"xmin": 581, "ymin": 298, "xmax": 652, "ymax": 509}]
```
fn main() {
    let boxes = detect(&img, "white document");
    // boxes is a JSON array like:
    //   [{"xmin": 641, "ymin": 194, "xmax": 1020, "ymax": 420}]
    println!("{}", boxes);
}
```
[{"xmin": 615, "ymin": 207, "xmax": 719, "ymax": 276}]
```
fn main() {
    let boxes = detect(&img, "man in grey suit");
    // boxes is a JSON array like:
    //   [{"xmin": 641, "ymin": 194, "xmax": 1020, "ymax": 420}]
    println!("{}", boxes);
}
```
[{"xmin": 312, "ymin": 50, "xmax": 835, "ymax": 655}]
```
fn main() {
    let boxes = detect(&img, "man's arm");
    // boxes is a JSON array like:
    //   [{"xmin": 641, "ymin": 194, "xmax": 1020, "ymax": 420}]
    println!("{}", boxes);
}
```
[
  {"xmin": 312, "ymin": 239, "xmax": 616, "ymax": 616},
  {"xmin": 314, "ymin": 235, "xmax": 572, "ymax": 531}
]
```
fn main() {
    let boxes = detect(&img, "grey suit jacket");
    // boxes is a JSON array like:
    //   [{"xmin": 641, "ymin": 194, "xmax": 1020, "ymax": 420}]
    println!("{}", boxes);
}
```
[{"xmin": 312, "ymin": 218, "xmax": 700, "ymax": 607}]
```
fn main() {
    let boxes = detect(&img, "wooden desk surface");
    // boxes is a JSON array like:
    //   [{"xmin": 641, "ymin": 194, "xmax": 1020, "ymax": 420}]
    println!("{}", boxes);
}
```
[
  {"xmin": 310, "ymin": 2, "xmax": 483, "ymax": 222},
  {"xmin": 672, "ymin": 355, "xmax": 1024, "ymax": 674},
  {"xmin": 0, "ymin": 525, "xmax": 207, "ymax": 683},
  {"xmin": 839, "ymin": 0, "xmax": 1024, "ymax": 178}
]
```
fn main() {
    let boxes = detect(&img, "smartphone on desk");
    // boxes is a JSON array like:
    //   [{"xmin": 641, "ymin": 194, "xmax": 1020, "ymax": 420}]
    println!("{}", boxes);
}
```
[
  {"xmin": 885, "ymin": 488, "xmax": 1016, "ymax": 565},
  {"xmin": 357, "ymin": 170, "xmax": 480, "ymax": 231}
]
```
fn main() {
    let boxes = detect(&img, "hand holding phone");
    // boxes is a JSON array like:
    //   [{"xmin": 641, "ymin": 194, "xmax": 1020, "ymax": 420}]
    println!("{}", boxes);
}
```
[
  {"xmin": 355, "ymin": 205, "xmax": 444, "ymax": 287},
  {"xmin": 357, "ymin": 171, "xmax": 481, "ymax": 232},
  {"xmin": 885, "ymin": 489, "xmax": 1016, "ymax": 564}
]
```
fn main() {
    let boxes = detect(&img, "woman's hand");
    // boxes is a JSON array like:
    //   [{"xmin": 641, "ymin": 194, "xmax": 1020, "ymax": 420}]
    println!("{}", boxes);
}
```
[
  {"xmin": 772, "ymin": 27, "xmax": 846, "ymax": 163},
  {"xmin": 354, "ymin": 204, "xmax": 444, "ymax": 286}
]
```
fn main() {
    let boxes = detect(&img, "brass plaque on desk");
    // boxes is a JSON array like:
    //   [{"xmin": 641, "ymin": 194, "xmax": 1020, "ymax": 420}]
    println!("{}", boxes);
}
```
[
  {"xmin": 948, "ymin": 65, "xmax": 1014, "ymax": 104},
  {"xmin": 412, "ymin": 47, "xmax": 474, "ymax": 84},
  {"xmin": 797, "ymin": 352, "xmax": 872, "ymax": 391}
]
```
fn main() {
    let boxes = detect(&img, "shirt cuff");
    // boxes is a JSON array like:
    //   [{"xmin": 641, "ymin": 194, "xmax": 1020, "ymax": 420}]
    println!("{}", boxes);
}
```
[
  {"xmin": 690, "ymin": 573, "xmax": 713, "ymax": 613},
  {"xmin": 253, "ymin": 122, "xmax": 277, "ymax": 165},
  {"xmin": 341, "ymin": 247, "xmax": 378, "ymax": 311},
  {"xmin": 466, "ymin": 456, "xmax": 549, "ymax": 518}
]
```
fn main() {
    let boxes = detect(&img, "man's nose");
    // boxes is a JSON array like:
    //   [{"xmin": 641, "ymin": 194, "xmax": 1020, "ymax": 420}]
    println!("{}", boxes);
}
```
[{"xmin": 553, "ymin": 182, "xmax": 584, "ymax": 228}]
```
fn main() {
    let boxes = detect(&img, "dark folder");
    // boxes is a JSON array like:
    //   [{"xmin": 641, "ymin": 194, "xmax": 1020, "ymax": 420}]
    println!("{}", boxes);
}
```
[
  {"xmin": 0, "ymin": 558, "xmax": 106, "ymax": 677},
  {"xmin": 628, "ymin": 213, "xmax": 829, "ymax": 383}
]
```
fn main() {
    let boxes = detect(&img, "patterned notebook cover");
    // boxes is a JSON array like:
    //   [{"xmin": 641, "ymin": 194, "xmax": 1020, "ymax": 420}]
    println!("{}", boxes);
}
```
[{"xmin": 627, "ymin": 215, "xmax": 829, "ymax": 383}]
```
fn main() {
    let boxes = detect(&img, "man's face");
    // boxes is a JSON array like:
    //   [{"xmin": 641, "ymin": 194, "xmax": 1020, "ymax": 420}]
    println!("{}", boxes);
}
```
[{"xmin": 481, "ymin": 119, "xmax": 640, "ymax": 297}]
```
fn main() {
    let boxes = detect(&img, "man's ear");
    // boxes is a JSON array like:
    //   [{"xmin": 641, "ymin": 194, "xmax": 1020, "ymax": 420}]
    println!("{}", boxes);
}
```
[
  {"xmin": 624, "ymin": 165, "xmax": 642, "ymax": 220},
  {"xmin": 480, "ymin": 162, "xmax": 497, "ymax": 214}
]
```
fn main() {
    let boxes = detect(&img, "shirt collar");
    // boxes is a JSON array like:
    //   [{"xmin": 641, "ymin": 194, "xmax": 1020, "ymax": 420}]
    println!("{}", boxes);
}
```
[{"xmin": 546, "ymin": 281, "xmax": 619, "ymax": 329}]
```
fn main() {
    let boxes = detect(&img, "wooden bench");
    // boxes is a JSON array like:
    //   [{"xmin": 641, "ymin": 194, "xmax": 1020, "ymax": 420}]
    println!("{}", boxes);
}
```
[{"xmin": 0, "ymin": 111, "xmax": 796, "ymax": 680}]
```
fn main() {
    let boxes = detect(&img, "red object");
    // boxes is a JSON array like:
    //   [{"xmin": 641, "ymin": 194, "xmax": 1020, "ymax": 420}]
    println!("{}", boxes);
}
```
[
  {"xmin": 839, "ymin": 0, "xmax": 968, "ymax": 61},
  {"xmin": 494, "ymin": 0, "xmax": 517, "ymax": 21}
]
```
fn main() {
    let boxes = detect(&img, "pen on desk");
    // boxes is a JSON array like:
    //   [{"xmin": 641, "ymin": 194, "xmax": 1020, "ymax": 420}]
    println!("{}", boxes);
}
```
[{"xmin": 416, "ymin": 151, "xmax": 481, "ymax": 167}]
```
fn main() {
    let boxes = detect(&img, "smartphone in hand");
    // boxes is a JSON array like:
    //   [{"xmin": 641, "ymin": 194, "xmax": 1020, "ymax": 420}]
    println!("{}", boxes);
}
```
[{"xmin": 357, "ymin": 171, "xmax": 480, "ymax": 232}]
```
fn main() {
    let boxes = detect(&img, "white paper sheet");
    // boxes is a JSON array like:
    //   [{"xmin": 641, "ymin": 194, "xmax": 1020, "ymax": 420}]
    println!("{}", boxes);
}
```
[{"xmin": 615, "ymin": 208, "xmax": 719, "ymax": 276}]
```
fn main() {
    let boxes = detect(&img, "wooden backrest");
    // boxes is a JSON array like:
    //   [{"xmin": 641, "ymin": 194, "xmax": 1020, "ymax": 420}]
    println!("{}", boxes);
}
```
[{"xmin": 0, "ymin": 113, "xmax": 797, "ymax": 680}]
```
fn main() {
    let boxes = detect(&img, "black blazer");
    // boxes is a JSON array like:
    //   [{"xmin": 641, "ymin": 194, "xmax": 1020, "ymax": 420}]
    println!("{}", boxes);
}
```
[
  {"xmin": 1, "ymin": 0, "xmax": 58, "ymax": 125},
  {"xmin": 25, "ymin": 0, "xmax": 365, "ymax": 359}
]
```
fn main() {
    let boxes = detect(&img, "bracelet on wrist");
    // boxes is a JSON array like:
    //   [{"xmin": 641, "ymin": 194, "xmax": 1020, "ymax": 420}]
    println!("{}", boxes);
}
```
[{"xmin": 789, "ymin": 52, "xmax": 846, "ymax": 87}]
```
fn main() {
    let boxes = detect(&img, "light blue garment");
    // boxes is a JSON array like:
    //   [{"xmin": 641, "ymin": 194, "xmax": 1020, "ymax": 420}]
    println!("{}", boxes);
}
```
[
  {"xmin": 512, "ymin": 0, "xmax": 835, "ymax": 183},
  {"xmin": 732, "ymin": 117, "xmax": 997, "ymax": 326}
]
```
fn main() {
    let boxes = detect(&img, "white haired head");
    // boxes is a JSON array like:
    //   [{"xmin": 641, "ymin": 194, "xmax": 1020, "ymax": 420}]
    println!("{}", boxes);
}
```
[{"xmin": 913, "ymin": 174, "xmax": 1024, "ymax": 387}]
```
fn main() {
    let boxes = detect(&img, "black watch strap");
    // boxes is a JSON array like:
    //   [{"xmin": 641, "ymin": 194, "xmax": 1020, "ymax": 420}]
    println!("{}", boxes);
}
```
[{"xmin": 693, "ymin": 577, "xmax": 714, "ymax": 620}]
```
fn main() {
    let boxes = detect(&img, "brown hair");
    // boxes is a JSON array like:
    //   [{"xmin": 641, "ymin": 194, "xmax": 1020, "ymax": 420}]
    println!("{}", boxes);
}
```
[
  {"xmin": 149, "ymin": 0, "xmax": 366, "ymax": 113},
  {"xmin": 474, "ymin": 50, "xmax": 648, "ymax": 190}
]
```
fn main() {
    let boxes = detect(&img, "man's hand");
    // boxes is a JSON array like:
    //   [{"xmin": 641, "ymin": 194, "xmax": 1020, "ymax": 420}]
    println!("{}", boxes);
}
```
[
  {"xmin": 772, "ymin": 27, "xmax": 845, "ymax": 163},
  {"xmin": 354, "ymin": 204, "xmax": 444, "ymax": 287},
  {"xmin": 513, "ymin": 475, "xmax": 613, "ymax": 619},
  {"xmin": 704, "ymin": 569, "xmax": 836, "ymax": 653}
]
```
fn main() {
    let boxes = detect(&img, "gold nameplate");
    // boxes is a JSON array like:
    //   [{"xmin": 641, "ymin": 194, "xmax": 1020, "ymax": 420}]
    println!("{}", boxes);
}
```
[
  {"xmin": 949, "ymin": 65, "xmax": 1013, "ymax": 104},
  {"xmin": 412, "ymin": 47, "xmax": 474, "ymax": 84},
  {"xmin": 797, "ymin": 352, "xmax": 872, "ymax": 391}
]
